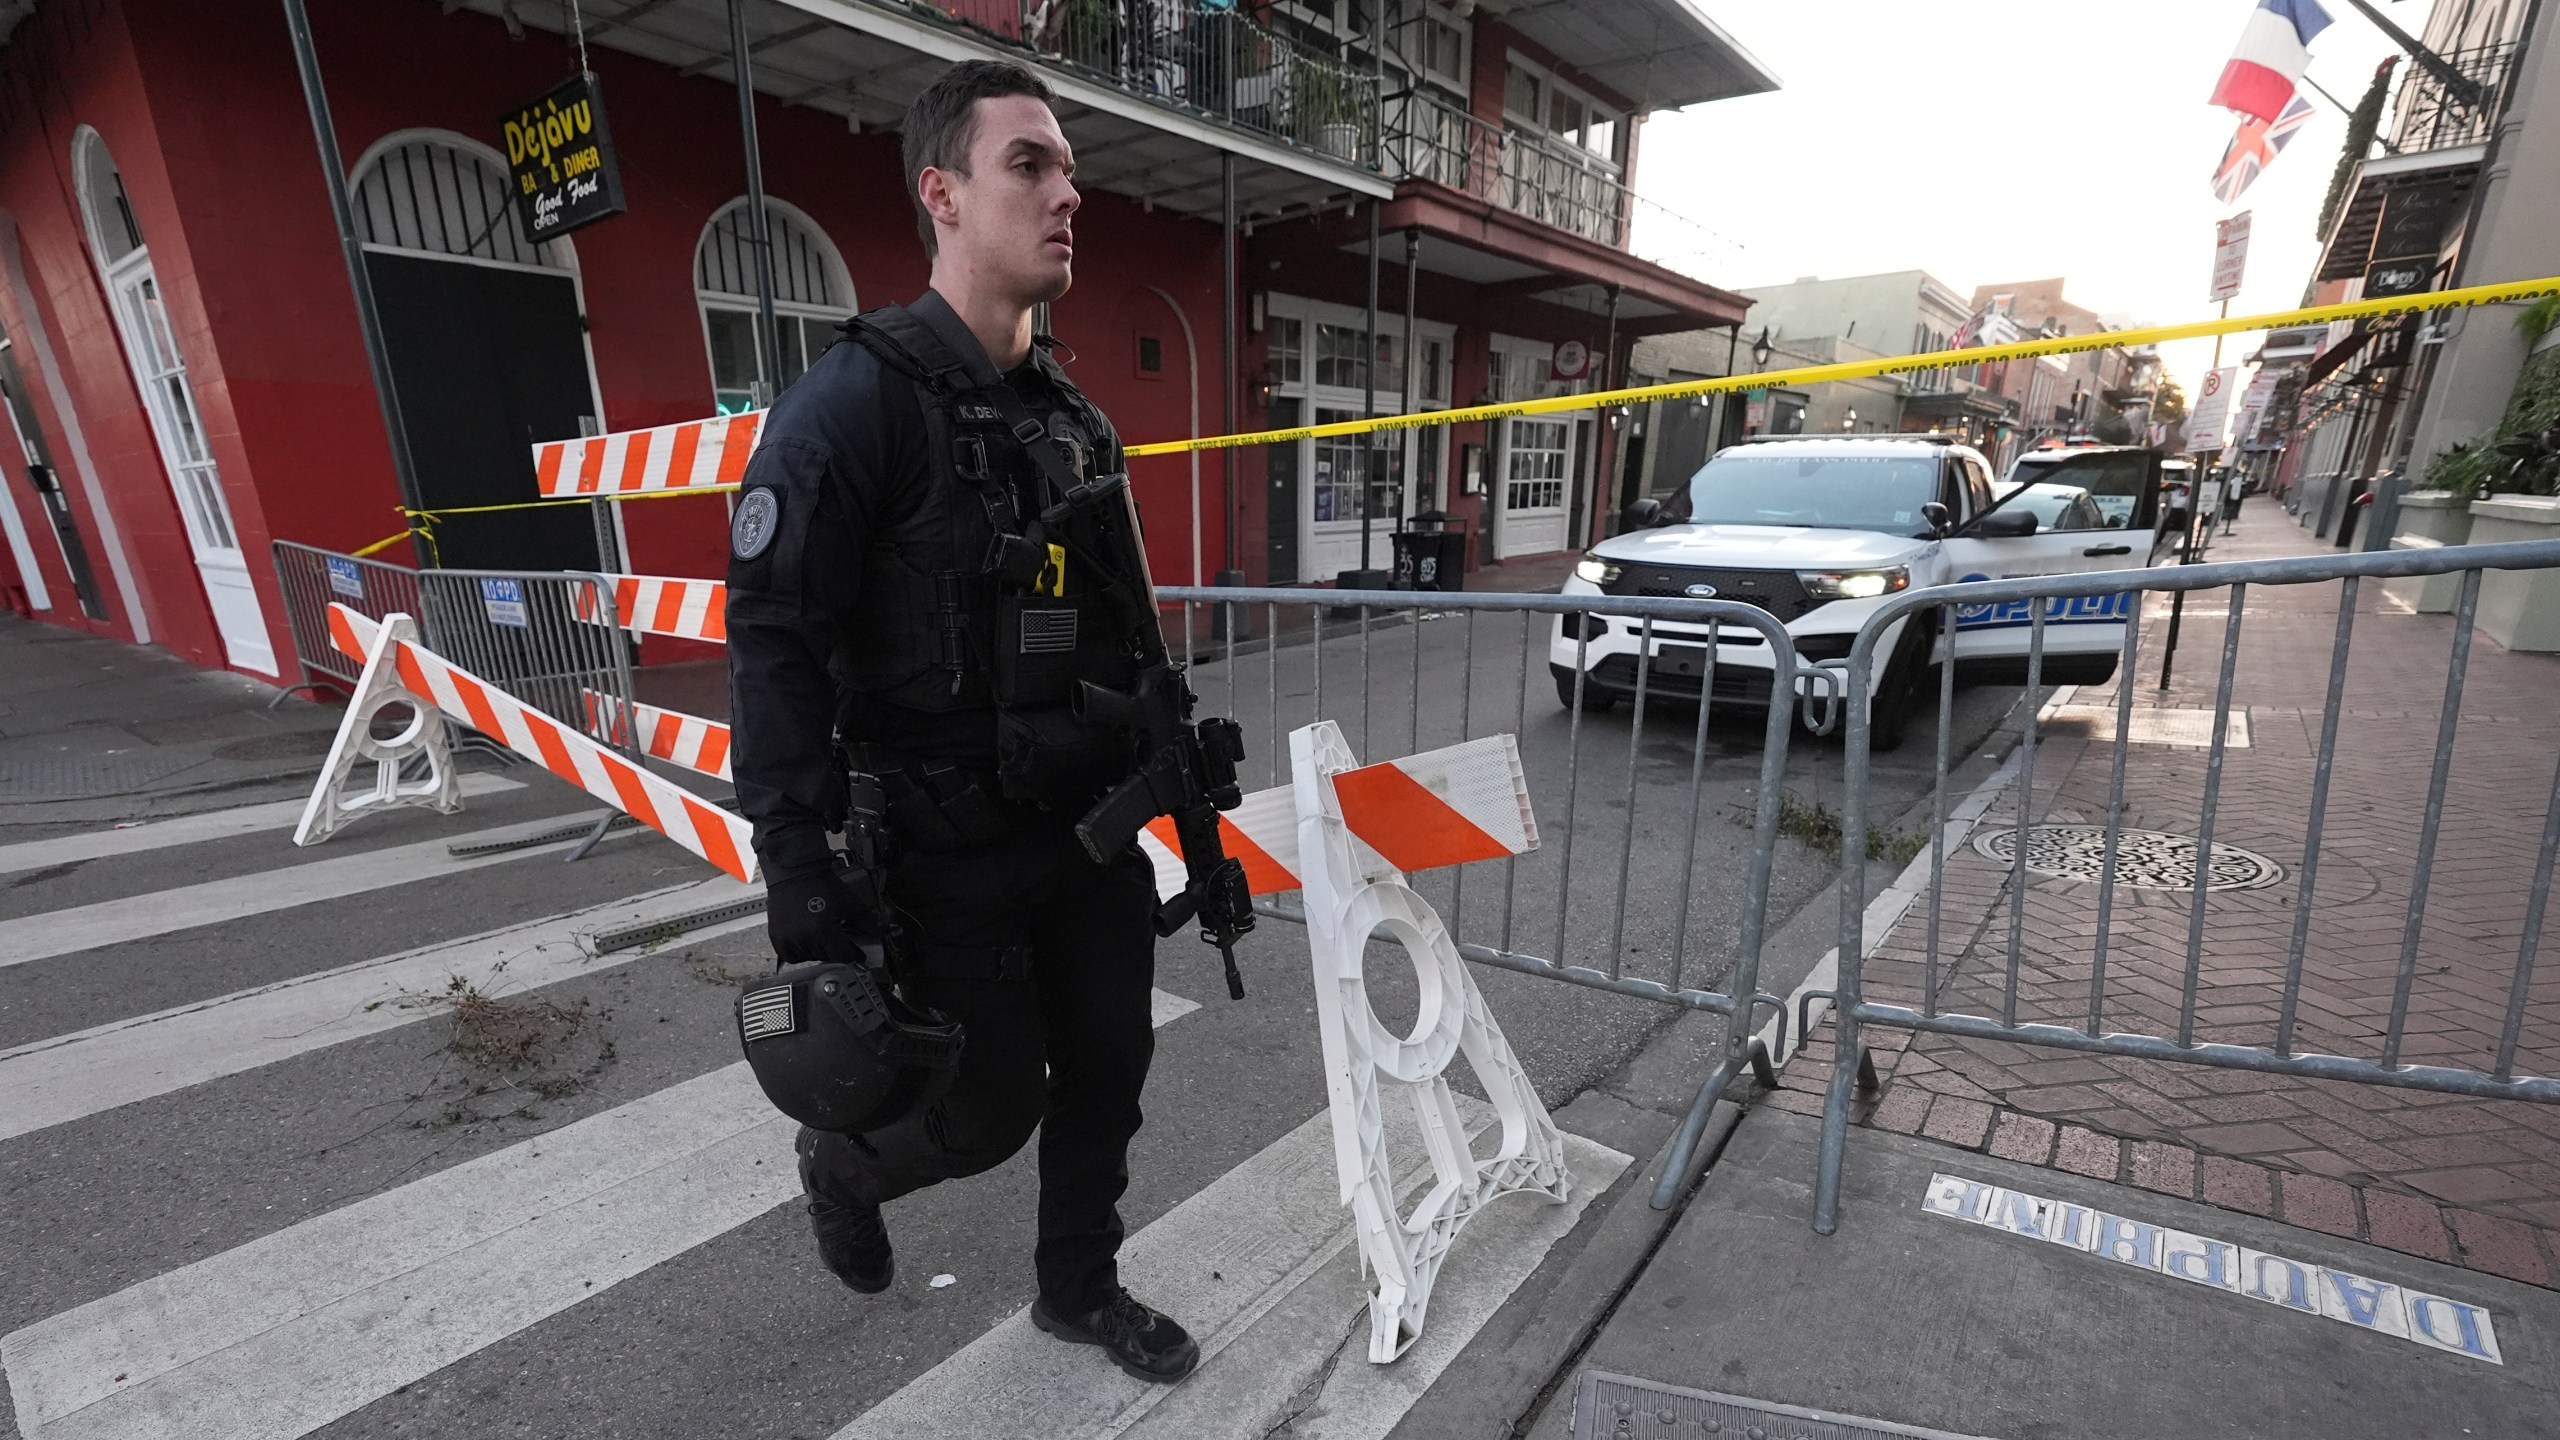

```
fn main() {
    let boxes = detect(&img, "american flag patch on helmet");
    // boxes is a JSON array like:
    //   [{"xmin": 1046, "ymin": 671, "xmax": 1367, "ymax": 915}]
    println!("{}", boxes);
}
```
[{"xmin": 739, "ymin": 984, "xmax": 797, "ymax": 1042}]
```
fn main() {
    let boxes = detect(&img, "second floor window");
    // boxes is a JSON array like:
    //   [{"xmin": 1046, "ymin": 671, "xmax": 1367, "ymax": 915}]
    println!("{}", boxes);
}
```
[{"xmin": 1503, "ymin": 56, "xmax": 1624, "ymax": 167}]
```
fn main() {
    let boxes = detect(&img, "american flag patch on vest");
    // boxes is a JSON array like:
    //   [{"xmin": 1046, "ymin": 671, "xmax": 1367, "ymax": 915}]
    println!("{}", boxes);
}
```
[{"xmin": 1020, "ymin": 609, "xmax": 1078, "ymax": 654}]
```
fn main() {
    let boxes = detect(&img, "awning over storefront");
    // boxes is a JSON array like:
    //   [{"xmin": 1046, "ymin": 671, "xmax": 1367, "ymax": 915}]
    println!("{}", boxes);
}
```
[
  {"xmin": 2315, "ymin": 145, "xmax": 2483, "ymax": 284},
  {"xmin": 1488, "ymin": 0, "xmax": 1781, "ymax": 111},
  {"xmin": 445, "ymin": 0, "xmax": 1392, "ymax": 223},
  {"xmin": 1901, "ymin": 385, "xmax": 2013, "ymax": 421},
  {"xmin": 1314, "ymin": 179, "xmax": 1749, "ymax": 335}
]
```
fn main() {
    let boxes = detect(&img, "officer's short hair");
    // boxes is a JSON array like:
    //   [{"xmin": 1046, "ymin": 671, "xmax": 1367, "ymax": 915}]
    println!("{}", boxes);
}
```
[{"xmin": 904, "ymin": 60, "xmax": 1058, "ymax": 254}]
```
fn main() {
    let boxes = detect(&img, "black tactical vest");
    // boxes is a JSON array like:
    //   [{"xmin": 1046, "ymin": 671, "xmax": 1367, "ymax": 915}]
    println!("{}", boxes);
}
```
[{"xmin": 834, "ymin": 305, "xmax": 1153, "ymax": 805}]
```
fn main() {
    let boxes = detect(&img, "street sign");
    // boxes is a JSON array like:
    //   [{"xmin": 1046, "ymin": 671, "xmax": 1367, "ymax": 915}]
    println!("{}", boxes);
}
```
[
  {"xmin": 2185, "ymin": 364, "xmax": 2241, "ymax": 451},
  {"xmin": 2210, "ymin": 212, "xmax": 2252, "ymax": 303},
  {"xmin": 2234, "ymin": 368, "xmax": 2280, "ymax": 447},
  {"xmin": 501, "ymin": 72, "xmax": 627, "ymax": 244}
]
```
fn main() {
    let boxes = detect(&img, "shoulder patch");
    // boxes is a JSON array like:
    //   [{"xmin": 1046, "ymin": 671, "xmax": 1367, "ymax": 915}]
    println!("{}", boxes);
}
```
[{"xmin": 731, "ymin": 487, "xmax": 781, "ymax": 560}]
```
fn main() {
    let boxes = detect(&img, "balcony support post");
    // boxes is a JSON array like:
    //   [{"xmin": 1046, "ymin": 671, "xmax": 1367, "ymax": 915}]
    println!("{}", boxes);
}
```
[
  {"xmin": 1221, "ymin": 150, "xmax": 1240, "ymax": 576},
  {"xmin": 1358, "ymin": 199, "xmax": 1381, "ymax": 576}
]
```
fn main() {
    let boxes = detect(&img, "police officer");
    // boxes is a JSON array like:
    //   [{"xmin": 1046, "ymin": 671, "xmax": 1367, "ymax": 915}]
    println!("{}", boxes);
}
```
[{"xmin": 726, "ymin": 60, "xmax": 1197, "ymax": 1383}]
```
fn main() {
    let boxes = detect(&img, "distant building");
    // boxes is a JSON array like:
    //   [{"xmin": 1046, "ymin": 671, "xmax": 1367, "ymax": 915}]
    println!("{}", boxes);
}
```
[
  {"xmin": 1966, "ymin": 280, "xmax": 2138, "ymax": 463},
  {"xmin": 1742, "ymin": 270, "xmax": 2014, "ymax": 449}
]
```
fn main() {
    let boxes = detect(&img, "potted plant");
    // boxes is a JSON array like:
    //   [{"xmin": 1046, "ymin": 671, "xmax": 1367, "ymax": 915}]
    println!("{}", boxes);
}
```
[
  {"xmin": 1289, "ymin": 62, "xmax": 1362, "ymax": 161},
  {"xmin": 2465, "ymin": 417, "xmax": 2560, "ymax": 650}
]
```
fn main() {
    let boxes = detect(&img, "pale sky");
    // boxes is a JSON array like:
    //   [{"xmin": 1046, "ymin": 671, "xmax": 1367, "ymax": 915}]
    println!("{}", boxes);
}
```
[{"xmin": 1636, "ymin": 0, "xmax": 2429, "ymax": 397}]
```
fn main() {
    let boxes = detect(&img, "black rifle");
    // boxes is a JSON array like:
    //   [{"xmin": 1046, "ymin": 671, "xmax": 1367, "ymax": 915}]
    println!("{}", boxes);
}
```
[
  {"xmin": 1073, "ymin": 668, "xmax": 1255, "ymax": 998},
  {"xmin": 989, "ymin": 389, "xmax": 1258, "ymax": 999}
]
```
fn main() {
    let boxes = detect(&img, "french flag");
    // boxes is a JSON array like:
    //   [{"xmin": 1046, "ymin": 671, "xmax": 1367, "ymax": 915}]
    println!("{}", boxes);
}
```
[{"xmin": 2210, "ymin": 0, "xmax": 2334, "ymax": 123}]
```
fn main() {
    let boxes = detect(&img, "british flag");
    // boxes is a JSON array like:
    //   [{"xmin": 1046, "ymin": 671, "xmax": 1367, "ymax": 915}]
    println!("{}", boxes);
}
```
[{"xmin": 2212, "ymin": 93, "xmax": 2315, "ymax": 205}]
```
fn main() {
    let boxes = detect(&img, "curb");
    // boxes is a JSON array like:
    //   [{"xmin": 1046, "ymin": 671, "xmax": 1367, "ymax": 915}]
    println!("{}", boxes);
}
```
[{"xmin": 1384, "ymin": 687, "xmax": 2054, "ymax": 1439}]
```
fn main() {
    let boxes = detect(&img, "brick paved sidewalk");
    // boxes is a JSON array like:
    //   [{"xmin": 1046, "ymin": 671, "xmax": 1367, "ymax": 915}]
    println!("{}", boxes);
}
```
[{"xmin": 1774, "ymin": 518, "xmax": 2560, "ymax": 1290}]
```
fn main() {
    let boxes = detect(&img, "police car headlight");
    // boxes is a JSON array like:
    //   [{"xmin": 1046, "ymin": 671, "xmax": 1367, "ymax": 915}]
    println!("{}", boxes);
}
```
[
  {"xmin": 1573, "ymin": 557, "xmax": 1621, "ymax": 586},
  {"xmin": 1798, "ymin": 567, "xmax": 1909, "ymax": 600}
]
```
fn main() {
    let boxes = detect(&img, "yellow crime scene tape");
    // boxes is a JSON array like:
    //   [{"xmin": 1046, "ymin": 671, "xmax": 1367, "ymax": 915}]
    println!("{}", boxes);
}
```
[
  {"xmin": 1123, "ymin": 274, "xmax": 2560, "ymax": 456},
  {"xmin": 359, "ymin": 275, "xmax": 2560, "ymax": 554}
]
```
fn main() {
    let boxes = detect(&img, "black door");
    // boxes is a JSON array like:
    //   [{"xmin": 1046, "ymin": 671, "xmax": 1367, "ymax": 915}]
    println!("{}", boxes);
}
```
[
  {"xmin": 366, "ymin": 251, "xmax": 598, "ymax": 572},
  {"xmin": 0, "ymin": 341, "xmax": 107, "ymax": 620},
  {"xmin": 1265, "ymin": 396, "xmax": 1300, "ymax": 584}
]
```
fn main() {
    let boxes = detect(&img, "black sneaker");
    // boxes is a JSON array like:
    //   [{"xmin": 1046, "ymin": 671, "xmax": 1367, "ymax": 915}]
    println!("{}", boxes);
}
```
[
  {"xmin": 1030, "ymin": 1287, "xmax": 1200, "ymax": 1382},
  {"xmin": 797, "ymin": 1134, "xmax": 892, "ymax": 1294}
]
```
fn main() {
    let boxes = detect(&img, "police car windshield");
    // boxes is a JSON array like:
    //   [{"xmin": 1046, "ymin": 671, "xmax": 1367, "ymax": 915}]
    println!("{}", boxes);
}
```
[{"xmin": 1672, "ymin": 452, "xmax": 1938, "ymax": 533}]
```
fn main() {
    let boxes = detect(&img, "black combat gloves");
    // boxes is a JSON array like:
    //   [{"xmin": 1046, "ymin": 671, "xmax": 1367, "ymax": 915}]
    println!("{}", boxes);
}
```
[{"xmin": 765, "ymin": 868, "xmax": 889, "ymax": 970}]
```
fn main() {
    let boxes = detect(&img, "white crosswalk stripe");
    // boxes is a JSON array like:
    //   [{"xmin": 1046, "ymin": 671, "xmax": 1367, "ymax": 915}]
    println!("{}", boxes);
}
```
[
  {"xmin": 0, "ymin": 790, "xmax": 1620, "ymax": 1440},
  {"xmin": 0, "ymin": 774, "xmax": 524, "ymax": 877},
  {"xmin": 0, "ymin": 807, "xmax": 650, "ymax": 968},
  {"xmin": 0, "ymin": 877, "xmax": 761, "ymax": 1143},
  {"xmin": 1, "ymin": 989, "xmax": 1207, "ymax": 1440},
  {"xmin": 836, "ymin": 1108, "xmax": 1627, "ymax": 1440}
]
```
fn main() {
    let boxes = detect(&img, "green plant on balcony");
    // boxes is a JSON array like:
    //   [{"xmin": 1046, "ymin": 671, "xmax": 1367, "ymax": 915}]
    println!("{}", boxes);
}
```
[
  {"xmin": 1288, "ymin": 61, "xmax": 1363, "ymax": 159},
  {"xmin": 1053, "ymin": 0, "xmax": 1118, "ymax": 71}
]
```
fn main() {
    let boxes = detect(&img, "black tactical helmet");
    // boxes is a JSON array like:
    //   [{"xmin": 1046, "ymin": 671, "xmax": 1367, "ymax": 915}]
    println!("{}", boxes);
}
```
[{"xmin": 735, "ymin": 962, "xmax": 964, "ymax": 1132}]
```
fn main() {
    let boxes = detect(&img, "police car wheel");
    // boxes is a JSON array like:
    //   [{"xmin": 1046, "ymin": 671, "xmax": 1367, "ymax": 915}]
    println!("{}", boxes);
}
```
[{"xmin": 1554, "ymin": 671, "xmax": 1617, "ymax": 712}]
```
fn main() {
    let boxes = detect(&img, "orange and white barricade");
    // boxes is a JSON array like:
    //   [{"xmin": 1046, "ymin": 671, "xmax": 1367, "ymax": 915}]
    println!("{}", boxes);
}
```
[
  {"xmin": 1138, "ymin": 725, "xmax": 1565, "ymax": 1362},
  {"xmin": 571, "ymin": 572, "xmax": 729, "ymax": 643},
  {"xmin": 533, "ymin": 411, "xmax": 762, "ymax": 498},
  {"xmin": 298, "ymin": 604, "xmax": 757, "ymax": 883},
  {"xmin": 293, "ymin": 611, "xmax": 464, "ymax": 846},
  {"xmin": 583, "ymin": 691, "xmax": 733, "ymax": 782}
]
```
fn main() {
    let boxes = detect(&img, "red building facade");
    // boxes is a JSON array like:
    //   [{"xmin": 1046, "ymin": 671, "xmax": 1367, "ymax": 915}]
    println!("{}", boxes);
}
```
[{"xmin": 0, "ymin": 0, "xmax": 1764, "ymax": 679}]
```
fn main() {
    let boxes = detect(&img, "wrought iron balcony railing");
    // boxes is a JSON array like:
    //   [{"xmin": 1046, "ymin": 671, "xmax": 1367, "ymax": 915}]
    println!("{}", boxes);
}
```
[
  {"xmin": 906, "ymin": 0, "xmax": 1379, "ymax": 166},
  {"xmin": 2388, "ymin": 41, "xmax": 2517, "ymax": 154},
  {"xmin": 1379, "ymin": 88, "xmax": 1742, "ymax": 281}
]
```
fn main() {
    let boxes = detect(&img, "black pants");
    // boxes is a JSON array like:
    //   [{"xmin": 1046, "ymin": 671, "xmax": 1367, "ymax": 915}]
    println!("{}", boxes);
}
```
[{"xmin": 799, "ymin": 815, "xmax": 1159, "ymax": 1310}]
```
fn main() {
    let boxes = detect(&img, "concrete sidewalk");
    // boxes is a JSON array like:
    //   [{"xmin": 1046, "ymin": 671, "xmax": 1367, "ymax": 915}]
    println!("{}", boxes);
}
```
[
  {"xmin": 1778, "ymin": 519, "xmax": 2560, "ymax": 1296},
  {"xmin": 0, "ymin": 616, "xmax": 349, "ymax": 825},
  {"xmin": 1528, "ymin": 1107, "xmax": 2559, "ymax": 1439}
]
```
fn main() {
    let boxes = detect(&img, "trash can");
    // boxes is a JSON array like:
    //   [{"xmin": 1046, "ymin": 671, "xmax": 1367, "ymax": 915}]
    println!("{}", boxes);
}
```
[{"xmin": 1392, "ymin": 514, "xmax": 1470, "ymax": 592}]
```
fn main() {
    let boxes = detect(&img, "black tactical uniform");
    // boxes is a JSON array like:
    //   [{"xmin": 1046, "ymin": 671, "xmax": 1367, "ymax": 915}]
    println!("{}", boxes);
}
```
[{"xmin": 726, "ymin": 289, "xmax": 1160, "ymax": 1316}]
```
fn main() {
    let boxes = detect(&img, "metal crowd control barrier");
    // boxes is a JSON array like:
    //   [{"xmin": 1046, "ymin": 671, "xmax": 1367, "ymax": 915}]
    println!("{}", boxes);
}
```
[
  {"xmin": 1161, "ymin": 585, "xmax": 1803, "ymax": 1205},
  {"xmin": 1811, "ymin": 537, "xmax": 2560, "ymax": 1234},
  {"xmin": 272, "ymin": 540, "xmax": 647, "ymax": 859},
  {"xmin": 273, "ymin": 540, "xmax": 424, "ymax": 697}
]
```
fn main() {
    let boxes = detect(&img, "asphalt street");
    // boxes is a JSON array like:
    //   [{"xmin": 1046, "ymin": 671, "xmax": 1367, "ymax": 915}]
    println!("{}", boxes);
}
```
[{"xmin": 0, "ymin": 614, "xmax": 2035, "ymax": 1440}]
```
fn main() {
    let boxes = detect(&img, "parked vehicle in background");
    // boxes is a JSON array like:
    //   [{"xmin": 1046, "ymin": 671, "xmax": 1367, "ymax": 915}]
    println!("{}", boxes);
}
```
[{"xmin": 1560, "ymin": 435, "xmax": 2162, "ymax": 748}]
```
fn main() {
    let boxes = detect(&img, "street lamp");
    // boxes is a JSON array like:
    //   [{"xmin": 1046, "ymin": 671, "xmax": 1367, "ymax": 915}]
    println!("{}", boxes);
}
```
[{"xmin": 1746, "ymin": 326, "xmax": 1775, "ymax": 436}]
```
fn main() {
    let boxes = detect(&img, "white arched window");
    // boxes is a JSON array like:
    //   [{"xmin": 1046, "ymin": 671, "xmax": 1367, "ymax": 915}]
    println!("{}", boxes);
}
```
[
  {"xmin": 697, "ymin": 199, "xmax": 855, "ymax": 414},
  {"xmin": 350, "ymin": 132, "xmax": 574, "ymax": 271},
  {"xmin": 74, "ymin": 127, "xmax": 274, "ymax": 673}
]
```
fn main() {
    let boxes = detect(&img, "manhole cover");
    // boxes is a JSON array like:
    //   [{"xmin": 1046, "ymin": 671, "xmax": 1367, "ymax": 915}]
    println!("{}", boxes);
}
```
[
  {"xmin": 0, "ymin": 754, "xmax": 209, "ymax": 799},
  {"xmin": 1970, "ymin": 824, "xmax": 2284, "ymax": 890},
  {"xmin": 1570, "ymin": 1371, "xmax": 1999, "ymax": 1439}
]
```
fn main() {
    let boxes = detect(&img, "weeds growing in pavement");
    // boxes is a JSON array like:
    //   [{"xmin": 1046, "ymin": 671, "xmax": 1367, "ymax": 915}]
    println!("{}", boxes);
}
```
[
  {"xmin": 1767, "ymin": 791, "xmax": 1931, "ymax": 867},
  {"xmin": 374, "ymin": 965, "xmax": 617, "ymax": 1131}
]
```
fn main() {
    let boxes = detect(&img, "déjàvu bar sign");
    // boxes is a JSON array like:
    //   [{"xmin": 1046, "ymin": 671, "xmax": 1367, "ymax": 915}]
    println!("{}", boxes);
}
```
[{"xmin": 502, "ymin": 73, "xmax": 626, "ymax": 242}]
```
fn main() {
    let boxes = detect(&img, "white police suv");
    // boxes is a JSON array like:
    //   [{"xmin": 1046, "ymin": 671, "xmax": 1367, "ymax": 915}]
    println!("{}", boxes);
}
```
[{"xmin": 1553, "ymin": 435, "xmax": 2162, "ymax": 748}]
